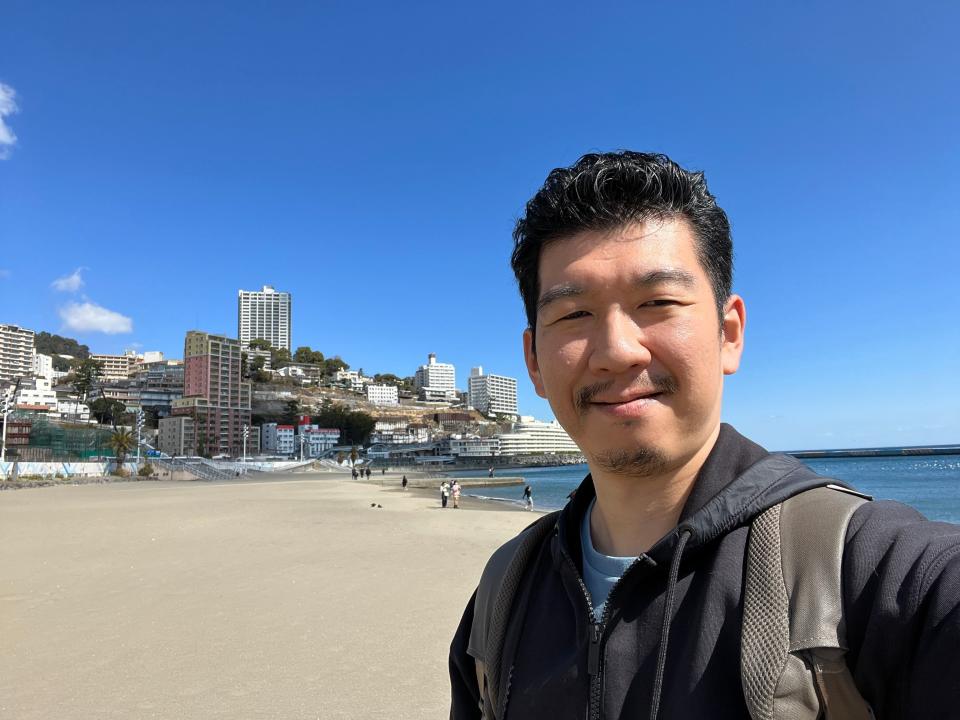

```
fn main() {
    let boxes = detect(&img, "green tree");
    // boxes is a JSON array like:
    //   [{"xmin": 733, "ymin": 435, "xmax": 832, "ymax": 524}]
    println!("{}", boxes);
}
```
[
  {"xmin": 294, "ymin": 346, "xmax": 325, "ymax": 364},
  {"xmin": 33, "ymin": 331, "xmax": 91, "ymax": 359},
  {"xmin": 107, "ymin": 427, "xmax": 136, "ymax": 468},
  {"xmin": 312, "ymin": 402, "xmax": 375, "ymax": 445},
  {"xmin": 282, "ymin": 399, "xmax": 301, "ymax": 425},
  {"xmin": 272, "ymin": 348, "xmax": 292, "ymax": 369},
  {"xmin": 373, "ymin": 373, "xmax": 402, "ymax": 385},
  {"xmin": 248, "ymin": 338, "xmax": 272, "ymax": 351},
  {"xmin": 336, "ymin": 451, "xmax": 345, "ymax": 465},
  {"xmin": 71, "ymin": 358, "xmax": 103, "ymax": 404},
  {"xmin": 89, "ymin": 397, "xmax": 126, "ymax": 425},
  {"xmin": 349, "ymin": 446, "xmax": 359, "ymax": 466},
  {"xmin": 322, "ymin": 357, "xmax": 348, "ymax": 375}
]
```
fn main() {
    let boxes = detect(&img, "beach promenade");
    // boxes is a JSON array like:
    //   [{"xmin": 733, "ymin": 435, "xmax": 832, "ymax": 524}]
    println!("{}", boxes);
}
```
[{"xmin": 0, "ymin": 471, "xmax": 534, "ymax": 719}]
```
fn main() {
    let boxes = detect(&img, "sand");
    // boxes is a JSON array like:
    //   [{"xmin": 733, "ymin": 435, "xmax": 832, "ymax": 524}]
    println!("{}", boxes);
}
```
[{"xmin": 0, "ymin": 472, "xmax": 536, "ymax": 719}]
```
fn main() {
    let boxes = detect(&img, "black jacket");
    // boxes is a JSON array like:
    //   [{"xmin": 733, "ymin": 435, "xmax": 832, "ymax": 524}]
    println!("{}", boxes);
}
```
[{"xmin": 449, "ymin": 424, "xmax": 960, "ymax": 719}]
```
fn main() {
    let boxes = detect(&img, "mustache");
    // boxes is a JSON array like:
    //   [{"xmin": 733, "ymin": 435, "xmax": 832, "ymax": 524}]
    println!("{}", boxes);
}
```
[{"xmin": 575, "ymin": 375, "xmax": 679, "ymax": 415}]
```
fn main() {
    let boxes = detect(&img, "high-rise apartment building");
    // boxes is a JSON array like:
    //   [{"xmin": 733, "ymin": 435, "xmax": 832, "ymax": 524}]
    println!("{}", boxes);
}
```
[
  {"xmin": 0, "ymin": 324, "xmax": 35, "ymax": 384},
  {"xmin": 238, "ymin": 285, "xmax": 291, "ymax": 351},
  {"xmin": 169, "ymin": 331, "xmax": 251, "ymax": 456},
  {"xmin": 414, "ymin": 353, "xmax": 456, "ymax": 392},
  {"xmin": 468, "ymin": 366, "xmax": 518, "ymax": 417}
]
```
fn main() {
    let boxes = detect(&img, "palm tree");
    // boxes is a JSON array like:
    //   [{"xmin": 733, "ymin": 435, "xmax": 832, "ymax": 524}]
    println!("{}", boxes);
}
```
[
  {"xmin": 108, "ymin": 428, "xmax": 136, "ymax": 472},
  {"xmin": 350, "ymin": 446, "xmax": 359, "ymax": 467}
]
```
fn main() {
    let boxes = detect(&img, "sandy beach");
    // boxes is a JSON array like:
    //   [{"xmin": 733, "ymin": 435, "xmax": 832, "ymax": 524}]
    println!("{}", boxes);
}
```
[{"xmin": 0, "ymin": 471, "xmax": 535, "ymax": 719}]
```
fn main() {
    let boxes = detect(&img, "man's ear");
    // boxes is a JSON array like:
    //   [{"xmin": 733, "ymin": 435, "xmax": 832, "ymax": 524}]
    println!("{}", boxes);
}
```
[
  {"xmin": 522, "ymin": 328, "xmax": 547, "ymax": 398},
  {"xmin": 721, "ymin": 294, "xmax": 746, "ymax": 376}
]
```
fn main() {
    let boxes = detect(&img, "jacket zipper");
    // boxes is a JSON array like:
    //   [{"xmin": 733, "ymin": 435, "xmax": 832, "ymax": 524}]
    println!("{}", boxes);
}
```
[
  {"xmin": 560, "ymin": 535, "xmax": 645, "ymax": 720},
  {"xmin": 559, "ymin": 540, "xmax": 607, "ymax": 720}
]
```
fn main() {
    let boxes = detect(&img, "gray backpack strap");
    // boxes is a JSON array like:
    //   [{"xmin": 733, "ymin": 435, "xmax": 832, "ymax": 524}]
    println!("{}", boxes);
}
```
[
  {"xmin": 742, "ymin": 485, "xmax": 875, "ymax": 720},
  {"xmin": 470, "ymin": 510, "xmax": 560, "ymax": 719}
]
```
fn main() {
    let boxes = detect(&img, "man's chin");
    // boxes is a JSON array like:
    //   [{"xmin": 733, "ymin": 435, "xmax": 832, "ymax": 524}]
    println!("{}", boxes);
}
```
[{"xmin": 590, "ymin": 445, "xmax": 668, "ymax": 477}]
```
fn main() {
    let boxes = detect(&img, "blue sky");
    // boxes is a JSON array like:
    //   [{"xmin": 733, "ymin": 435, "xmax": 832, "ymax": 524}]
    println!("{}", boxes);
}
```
[{"xmin": 1, "ymin": 1, "xmax": 958, "ymax": 450}]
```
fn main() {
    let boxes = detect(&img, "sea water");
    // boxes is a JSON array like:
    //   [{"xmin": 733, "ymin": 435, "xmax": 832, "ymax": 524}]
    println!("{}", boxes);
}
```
[{"xmin": 452, "ymin": 454, "xmax": 960, "ymax": 523}]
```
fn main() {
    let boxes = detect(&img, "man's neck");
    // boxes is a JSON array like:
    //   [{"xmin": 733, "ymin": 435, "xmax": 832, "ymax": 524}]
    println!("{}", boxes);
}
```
[{"xmin": 587, "ymin": 425, "xmax": 720, "ymax": 557}]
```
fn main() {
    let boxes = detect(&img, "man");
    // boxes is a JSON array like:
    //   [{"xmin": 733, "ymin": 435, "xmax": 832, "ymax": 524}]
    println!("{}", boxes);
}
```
[{"xmin": 449, "ymin": 151, "xmax": 960, "ymax": 718}]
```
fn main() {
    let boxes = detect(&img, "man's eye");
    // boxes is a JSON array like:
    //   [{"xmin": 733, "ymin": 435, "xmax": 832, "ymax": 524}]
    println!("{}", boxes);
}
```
[
  {"xmin": 559, "ymin": 310, "xmax": 590, "ymax": 321},
  {"xmin": 641, "ymin": 300, "xmax": 677, "ymax": 308}
]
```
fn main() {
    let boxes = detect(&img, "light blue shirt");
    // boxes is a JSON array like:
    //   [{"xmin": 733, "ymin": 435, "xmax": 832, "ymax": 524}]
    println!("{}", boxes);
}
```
[{"xmin": 580, "ymin": 498, "xmax": 636, "ymax": 622}]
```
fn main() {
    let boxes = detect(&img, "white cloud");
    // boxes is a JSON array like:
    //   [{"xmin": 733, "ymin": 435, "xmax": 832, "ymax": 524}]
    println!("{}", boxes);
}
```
[
  {"xmin": 59, "ymin": 301, "xmax": 133, "ymax": 334},
  {"xmin": 51, "ymin": 268, "xmax": 85, "ymax": 292},
  {"xmin": 0, "ymin": 83, "xmax": 18, "ymax": 159}
]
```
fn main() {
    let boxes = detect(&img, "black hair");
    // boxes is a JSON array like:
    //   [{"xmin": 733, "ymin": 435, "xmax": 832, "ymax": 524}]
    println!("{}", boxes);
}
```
[{"xmin": 511, "ymin": 151, "xmax": 733, "ymax": 337}]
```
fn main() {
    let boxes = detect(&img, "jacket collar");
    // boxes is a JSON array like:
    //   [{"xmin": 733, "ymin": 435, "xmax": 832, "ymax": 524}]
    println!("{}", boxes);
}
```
[{"xmin": 555, "ymin": 424, "xmax": 826, "ymax": 570}]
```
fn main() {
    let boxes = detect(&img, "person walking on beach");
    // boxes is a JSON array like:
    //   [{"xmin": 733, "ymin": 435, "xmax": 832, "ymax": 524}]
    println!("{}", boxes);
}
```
[
  {"xmin": 452, "ymin": 480, "xmax": 462, "ymax": 509},
  {"xmin": 440, "ymin": 481, "xmax": 450, "ymax": 508},
  {"xmin": 401, "ymin": 475, "xmax": 408, "ymax": 491},
  {"xmin": 365, "ymin": 467, "xmax": 371, "ymax": 479},
  {"xmin": 449, "ymin": 151, "xmax": 960, "ymax": 719},
  {"xmin": 522, "ymin": 484, "xmax": 533, "ymax": 511}
]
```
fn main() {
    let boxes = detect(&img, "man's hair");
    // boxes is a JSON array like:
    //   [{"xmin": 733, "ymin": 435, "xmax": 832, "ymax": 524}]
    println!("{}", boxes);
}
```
[{"xmin": 511, "ymin": 151, "xmax": 733, "ymax": 336}]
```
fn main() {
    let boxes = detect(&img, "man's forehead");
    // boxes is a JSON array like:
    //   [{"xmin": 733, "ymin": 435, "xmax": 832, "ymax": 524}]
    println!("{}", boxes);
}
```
[{"xmin": 537, "ymin": 219, "xmax": 702, "ymax": 284}]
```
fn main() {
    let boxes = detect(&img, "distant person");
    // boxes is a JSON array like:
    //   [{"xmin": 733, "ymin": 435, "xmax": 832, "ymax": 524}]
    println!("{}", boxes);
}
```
[
  {"xmin": 441, "ymin": 481, "xmax": 450, "ymax": 508},
  {"xmin": 402, "ymin": 475, "xmax": 408, "ymax": 491},
  {"xmin": 452, "ymin": 480, "xmax": 462, "ymax": 509},
  {"xmin": 449, "ymin": 150, "xmax": 960, "ymax": 719},
  {"xmin": 382, "ymin": 467, "xmax": 386, "ymax": 475},
  {"xmin": 365, "ymin": 467, "xmax": 371, "ymax": 479},
  {"xmin": 488, "ymin": 467, "xmax": 494, "ymax": 478},
  {"xmin": 352, "ymin": 468, "xmax": 358, "ymax": 480},
  {"xmin": 522, "ymin": 484, "xmax": 533, "ymax": 511}
]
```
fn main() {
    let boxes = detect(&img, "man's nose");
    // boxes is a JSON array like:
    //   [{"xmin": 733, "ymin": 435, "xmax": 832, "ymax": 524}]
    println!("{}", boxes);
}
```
[{"xmin": 587, "ymin": 309, "xmax": 652, "ymax": 374}]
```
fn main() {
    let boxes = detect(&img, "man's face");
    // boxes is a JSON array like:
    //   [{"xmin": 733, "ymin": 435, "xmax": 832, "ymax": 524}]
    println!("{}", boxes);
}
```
[{"xmin": 523, "ymin": 218, "xmax": 745, "ymax": 474}]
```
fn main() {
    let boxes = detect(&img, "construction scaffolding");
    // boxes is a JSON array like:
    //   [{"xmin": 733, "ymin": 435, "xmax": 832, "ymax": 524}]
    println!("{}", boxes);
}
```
[{"xmin": 4, "ymin": 413, "xmax": 115, "ymax": 461}]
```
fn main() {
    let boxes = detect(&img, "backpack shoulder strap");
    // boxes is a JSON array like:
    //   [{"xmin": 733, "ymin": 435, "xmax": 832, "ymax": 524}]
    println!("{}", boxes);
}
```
[
  {"xmin": 470, "ymin": 510, "xmax": 561, "ymax": 719},
  {"xmin": 742, "ymin": 485, "xmax": 875, "ymax": 720}
]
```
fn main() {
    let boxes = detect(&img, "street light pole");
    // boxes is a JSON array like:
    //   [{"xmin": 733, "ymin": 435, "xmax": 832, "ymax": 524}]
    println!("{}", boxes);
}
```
[
  {"xmin": 1, "ymin": 379, "xmax": 22, "ymax": 464},
  {"xmin": 135, "ymin": 408, "xmax": 144, "ymax": 466},
  {"xmin": 299, "ymin": 433, "xmax": 305, "ymax": 462},
  {"xmin": 242, "ymin": 424, "xmax": 249, "ymax": 474}
]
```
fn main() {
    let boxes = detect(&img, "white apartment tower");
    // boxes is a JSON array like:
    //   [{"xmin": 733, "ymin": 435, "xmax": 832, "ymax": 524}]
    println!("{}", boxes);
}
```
[
  {"xmin": 468, "ymin": 366, "xmax": 518, "ymax": 417},
  {"xmin": 414, "ymin": 353, "xmax": 456, "ymax": 392},
  {"xmin": 0, "ymin": 324, "xmax": 35, "ymax": 384},
  {"xmin": 238, "ymin": 285, "xmax": 292, "ymax": 351}
]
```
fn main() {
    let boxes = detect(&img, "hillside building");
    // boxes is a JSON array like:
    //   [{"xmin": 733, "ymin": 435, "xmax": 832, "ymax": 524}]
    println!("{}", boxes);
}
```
[
  {"xmin": 238, "ymin": 285, "xmax": 291, "ymax": 351},
  {"xmin": 0, "ymin": 324, "xmax": 35, "ymax": 384},
  {"xmin": 468, "ymin": 367, "xmax": 518, "ymax": 417}
]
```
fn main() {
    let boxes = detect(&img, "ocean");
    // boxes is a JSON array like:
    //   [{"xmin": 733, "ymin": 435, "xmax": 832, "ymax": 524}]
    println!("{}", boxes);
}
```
[{"xmin": 451, "ymin": 454, "xmax": 960, "ymax": 523}]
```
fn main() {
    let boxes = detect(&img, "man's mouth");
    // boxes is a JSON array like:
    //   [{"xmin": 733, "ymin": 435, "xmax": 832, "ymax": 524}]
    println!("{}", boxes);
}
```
[{"xmin": 576, "ymin": 378, "xmax": 677, "ymax": 416}]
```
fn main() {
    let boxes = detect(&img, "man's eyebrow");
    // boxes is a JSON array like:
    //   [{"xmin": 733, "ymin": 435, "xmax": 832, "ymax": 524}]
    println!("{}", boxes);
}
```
[
  {"xmin": 633, "ymin": 269, "xmax": 698, "ymax": 288},
  {"xmin": 536, "ymin": 284, "xmax": 583, "ymax": 313}
]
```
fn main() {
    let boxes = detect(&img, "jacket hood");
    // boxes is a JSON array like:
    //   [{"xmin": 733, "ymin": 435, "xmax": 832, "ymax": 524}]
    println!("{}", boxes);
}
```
[{"xmin": 556, "ymin": 423, "xmax": 840, "ymax": 570}]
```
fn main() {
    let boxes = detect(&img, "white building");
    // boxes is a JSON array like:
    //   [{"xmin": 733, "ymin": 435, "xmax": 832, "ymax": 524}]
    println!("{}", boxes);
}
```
[
  {"xmin": 14, "ymin": 377, "xmax": 58, "ymax": 414},
  {"xmin": 298, "ymin": 425, "xmax": 340, "ymax": 457},
  {"xmin": 0, "ymin": 324, "xmax": 35, "ymax": 384},
  {"xmin": 33, "ymin": 352, "xmax": 54, "ymax": 380},
  {"xmin": 238, "ymin": 285, "xmax": 292, "ymax": 351},
  {"xmin": 468, "ymin": 367, "xmax": 518, "ymax": 417},
  {"xmin": 262, "ymin": 423, "xmax": 296, "ymax": 455},
  {"xmin": 414, "ymin": 353, "xmax": 456, "ymax": 393},
  {"xmin": 91, "ymin": 352, "xmax": 136, "ymax": 380},
  {"xmin": 496, "ymin": 417, "xmax": 581, "ymax": 455},
  {"xmin": 366, "ymin": 384, "xmax": 399, "ymax": 406},
  {"xmin": 334, "ymin": 369, "xmax": 365, "ymax": 392},
  {"xmin": 450, "ymin": 436, "xmax": 502, "ymax": 457}
]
